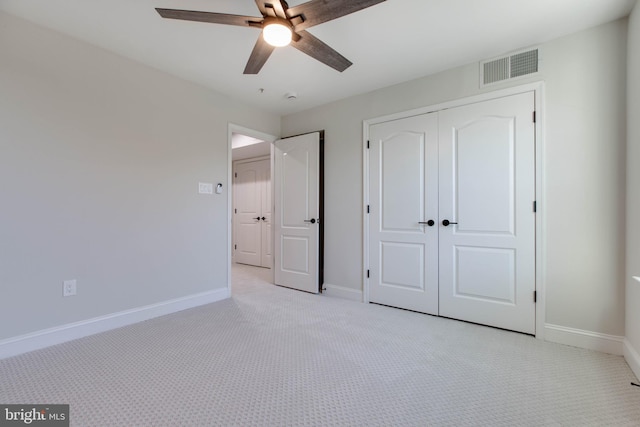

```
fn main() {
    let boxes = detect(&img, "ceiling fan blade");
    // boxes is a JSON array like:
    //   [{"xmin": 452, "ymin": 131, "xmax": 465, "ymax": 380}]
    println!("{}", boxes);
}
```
[
  {"xmin": 156, "ymin": 8, "xmax": 261, "ymax": 27},
  {"xmin": 254, "ymin": 0, "xmax": 270, "ymax": 17},
  {"xmin": 255, "ymin": 0, "xmax": 290, "ymax": 19},
  {"xmin": 291, "ymin": 30, "xmax": 352, "ymax": 72},
  {"xmin": 287, "ymin": 0, "xmax": 386, "ymax": 31},
  {"xmin": 243, "ymin": 36, "xmax": 276, "ymax": 74},
  {"xmin": 269, "ymin": 0, "xmax": 289, "ymax": 19}
]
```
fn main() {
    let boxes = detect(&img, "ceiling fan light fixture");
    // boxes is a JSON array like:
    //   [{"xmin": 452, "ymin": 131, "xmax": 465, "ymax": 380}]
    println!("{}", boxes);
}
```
[{"xmin": 263, "ymin": 18, "xmax": 293, "ymax": 47}]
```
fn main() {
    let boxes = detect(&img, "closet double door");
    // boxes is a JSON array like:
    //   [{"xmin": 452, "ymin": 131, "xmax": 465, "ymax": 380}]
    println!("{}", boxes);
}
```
[
  {"xmin": 234, "ymin": 158, "xmax": 272, "ymax": 268},
  {"xmin": 368, "ymin": 92, "xmax": 536, "ymax": 334}
]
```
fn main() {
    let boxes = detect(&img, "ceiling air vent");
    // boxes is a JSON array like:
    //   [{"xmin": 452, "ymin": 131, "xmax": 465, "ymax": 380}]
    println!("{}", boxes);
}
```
[{"xmin": 481, "ymin": 48, "xmax": 539, "ymax": 87}]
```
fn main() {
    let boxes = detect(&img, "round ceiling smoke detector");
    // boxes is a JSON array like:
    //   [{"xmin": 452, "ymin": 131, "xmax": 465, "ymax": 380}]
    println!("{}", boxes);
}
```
[{"xmin": 285, "ymin": 92, "xmax": 297, "ymax": 100}]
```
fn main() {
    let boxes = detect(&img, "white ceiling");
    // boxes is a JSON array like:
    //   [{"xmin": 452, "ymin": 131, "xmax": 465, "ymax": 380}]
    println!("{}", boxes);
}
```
[
  {"xmin": 1, "ymin": 0, "xmax": 635, "ymax": 115},
  {"xmin": 232, "ymin": 141, "xmax": 271, "ymax": 161},
  {"xmin": 232, "ymin": 133, "xmax": 270, "ymax": 160}
]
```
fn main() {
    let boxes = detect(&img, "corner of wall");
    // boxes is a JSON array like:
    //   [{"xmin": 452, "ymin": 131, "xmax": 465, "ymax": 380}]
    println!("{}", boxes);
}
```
[
  {"xmin": 626, "ymin": 0, "xmax": 640, "ymax": 381},
  {"xmin": 323, "ymin": 283, "xmax": 363, "ymax": 302},
  {"xmin": 624, "ymin": 339, "xmax": 640, "ymax": 380}
]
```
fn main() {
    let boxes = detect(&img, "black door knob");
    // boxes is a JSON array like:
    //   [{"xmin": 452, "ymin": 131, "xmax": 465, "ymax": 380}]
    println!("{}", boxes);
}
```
[
  {"xmin": 253, "ymin": 217, "xmax": 261, "ymax": 221},
  {"xmin": 261, "ymin": 217, "xmax": 266, "ymax": 221},
  {"xmin": 419, "ymin": 220, "xmax": 435, "ymax": 226},
  {"xmin": 304, "ymin": 218, "xmax": 316, "ymax": 224},
  {"xmin": 442, "ymin": 219, "xmax": 458, "ymax": 226}
]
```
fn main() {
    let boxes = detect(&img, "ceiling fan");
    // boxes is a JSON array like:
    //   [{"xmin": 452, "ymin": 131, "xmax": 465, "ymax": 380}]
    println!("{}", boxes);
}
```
[{"xmin": 156, "ymin": 0, "xmax": 387, "ymax": 74}]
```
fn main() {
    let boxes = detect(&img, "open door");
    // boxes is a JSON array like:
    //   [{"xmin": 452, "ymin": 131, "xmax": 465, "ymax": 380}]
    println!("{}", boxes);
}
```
[{"xmin": 274, "ymin": 132, "xmax": 323, "ymax": 293}]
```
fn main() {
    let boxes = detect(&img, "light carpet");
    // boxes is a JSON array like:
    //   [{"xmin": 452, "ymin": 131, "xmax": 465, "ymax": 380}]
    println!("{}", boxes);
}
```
[{"xmin": 1, "ymin": 263, "xmax": 639, "ymax": 426}]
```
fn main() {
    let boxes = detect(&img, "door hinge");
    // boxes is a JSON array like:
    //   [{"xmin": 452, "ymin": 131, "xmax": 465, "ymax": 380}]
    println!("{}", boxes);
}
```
[
  {"xmin": 367, "ymin": 269, "xmax": 370, "ymax": 278},
  {"xmin": 234, "ymin": 172, "xmax": 237, "ymax": 178},
  {"xmin": 534, "ymin": 291, "xmax": 537, "ymax": 303},
  {"xmin": 235, "ymin": 208, "xmax": 237, "ymax": 214},
  {"xmin": 234, "ymin": 244, "xmax": 237, "ymax": 250},
  {"xmin": 533, "ymin": 201, "xmax": 537, "ymax": 213},
  {"xmin": 533, "ymin": 111, "xmax": 536, "ymax": 123},
  {"xmin": 367, "ymin": 140, "xmax": 370, "ymax": 149},
  {"xmin": 367, "ymin": 205, "xmax": 370, "ymax": 214}
]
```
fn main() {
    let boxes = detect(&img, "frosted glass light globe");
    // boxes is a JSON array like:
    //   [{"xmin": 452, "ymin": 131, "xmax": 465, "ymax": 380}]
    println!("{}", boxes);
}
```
[{"xmin": 263, "ymin": 22, "xmax": 292, "ymax": 47}]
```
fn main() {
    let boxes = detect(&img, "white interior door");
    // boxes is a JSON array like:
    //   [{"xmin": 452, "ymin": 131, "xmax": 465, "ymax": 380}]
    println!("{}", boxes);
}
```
[
  {"xmin": 234, "ymin": 161, "xmax": 262, "ymax": 266},
  {"xmin": 274, "ymin": 132, "xmax": 320, "ymax": 293},
  {"xmin": 438, "ymin": 92, "xmax": 536, "ymax": 334},
  {"xmin": 234, "ymin": 158, "xmax": 270, "ymax": 268},
  {"xmin": 368, "ymin": 113, "xmax": 439, "ymax": 314}
]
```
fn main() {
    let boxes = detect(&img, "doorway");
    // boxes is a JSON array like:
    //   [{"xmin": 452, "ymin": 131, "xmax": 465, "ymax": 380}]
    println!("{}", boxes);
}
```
[
  {"xmin": 228, "ymin": 125, "xmax": 277, "ymax": 294},
  {"xmin": 228, "ymin": 125, "xmax": 325, "ymax": 295}
]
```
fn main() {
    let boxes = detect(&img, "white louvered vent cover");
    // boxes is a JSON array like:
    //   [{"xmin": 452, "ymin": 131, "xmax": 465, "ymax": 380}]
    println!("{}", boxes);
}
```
[{"xmin": 481, "ymin": 48, "xmax": 539, "ymax": 86}]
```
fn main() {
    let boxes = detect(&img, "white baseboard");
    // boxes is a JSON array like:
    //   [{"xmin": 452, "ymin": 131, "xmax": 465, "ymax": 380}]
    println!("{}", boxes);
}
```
[
  {"xmin": 623, "ymin": 339, "xmax": 640, "ymax": 381},
  {"xmin": 0, "ymin": 288, "xmax": 230, "ymax": 360},
  {"xmin": 323, "ymin": 283, "xmax": 363, "ymax": 302},
  {"xmin": 544, "ymin": 323, "xmax": 624, "ymax": 355}
]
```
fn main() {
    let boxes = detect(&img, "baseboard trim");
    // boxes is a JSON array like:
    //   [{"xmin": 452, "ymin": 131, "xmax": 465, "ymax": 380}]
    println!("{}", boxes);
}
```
[
  {"xmin": 323, "ymin": 283, "xmax": 363, "ymax": 302},
  {"xmin": 544, "ymin": 323, "xmax": 624, "ymax": 355},
  {"xmin": 0, "ymin": 288, "xmax": 230, "ymax": 360},
  {"xmin": 623, "ymin": 339, "xmax": 640, "ymax": 381}
]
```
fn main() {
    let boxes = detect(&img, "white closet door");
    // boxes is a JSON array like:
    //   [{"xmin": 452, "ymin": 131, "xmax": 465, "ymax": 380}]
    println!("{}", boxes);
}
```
[
  {"xmin": 234, "ymin": 159, "xmax": 270, "ymax": 268},
  {"xmin": 368, "ymin": 113, "xmax": 439, "ymax": 315},
  {"xmin": 438, "ymin": 92, "xmax": 536, "ymax": 334},
  {"xmin": 274, "ymin": 132, "xmax": 320, "ymax": 293},
  {"xmin": 234, "ymin": 161, "xmax": 262, "ymax": 266}
]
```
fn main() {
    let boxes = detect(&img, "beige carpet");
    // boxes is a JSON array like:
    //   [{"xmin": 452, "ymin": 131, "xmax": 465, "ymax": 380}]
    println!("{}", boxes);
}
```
[{"xmin": 1, "ymin": 263, "xmax": 639, "ymax": 426}]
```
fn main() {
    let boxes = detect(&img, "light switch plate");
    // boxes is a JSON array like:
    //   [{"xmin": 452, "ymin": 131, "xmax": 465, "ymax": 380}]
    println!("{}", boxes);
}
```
[{"xmin": 198, "ymin": 182, "xmax": 214, "ymax": 195}]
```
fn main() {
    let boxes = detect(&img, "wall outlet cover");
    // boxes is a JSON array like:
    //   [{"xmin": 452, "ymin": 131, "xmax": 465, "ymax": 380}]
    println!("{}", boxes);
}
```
[{"xmin": 63, "ymin": 279, "xmax": 77, "ymax": 297}]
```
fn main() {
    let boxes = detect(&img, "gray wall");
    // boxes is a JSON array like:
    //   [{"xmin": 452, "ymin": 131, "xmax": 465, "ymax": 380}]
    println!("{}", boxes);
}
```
[
  {"xmin": 626, "ymin": 1, "xmax": 640, "ymax": 364},
  {"xmin": 0, "ymin": 12, "xmax": 280, "ymax": 340},
  {"xmin": 282, "ymin": 19, "xmax": 628, "ymax": 337}
]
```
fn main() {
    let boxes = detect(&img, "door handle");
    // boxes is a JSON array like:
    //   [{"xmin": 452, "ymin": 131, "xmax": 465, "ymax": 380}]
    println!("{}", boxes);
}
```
[
  {"xmin": 260, "ymin": 217, "xmax": 266, "ymax": 221},
  {"xmin": 442, "ymin": 219, "xmax": 458, "ymax": 226},
  {"xmin": 253, "ymin": 217, "xmax": 261, "ymax": 221},
  {"xmin": 419, "ymin": 220, "xmax": 435, "ymax": 226},
  {"xmin": 304, "ymin": 218, "xmax": 316, "ymax": 224}
]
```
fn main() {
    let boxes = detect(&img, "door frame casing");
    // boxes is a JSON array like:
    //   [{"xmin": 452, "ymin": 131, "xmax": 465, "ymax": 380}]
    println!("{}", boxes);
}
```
[
  {"xmin": 228, "ymin": 124, "xmax": 278, "ymax": 294},
  {"xmin": 362, "ymin": 82, "xmax": 546, "ymax": 339}
]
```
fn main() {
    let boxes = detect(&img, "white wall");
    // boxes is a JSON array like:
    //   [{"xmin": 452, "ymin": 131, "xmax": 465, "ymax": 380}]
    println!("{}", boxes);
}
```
[
  {"xmin": 625, "ymin": 0, "xmax": 640, "ymax": 378},
  {"xmin": 0, "ymin": 12, "xmax": 280, "ymax": 341},
  {"xmin": 282, "ymin": 19, "xmax": 628, "ymax": 338}
]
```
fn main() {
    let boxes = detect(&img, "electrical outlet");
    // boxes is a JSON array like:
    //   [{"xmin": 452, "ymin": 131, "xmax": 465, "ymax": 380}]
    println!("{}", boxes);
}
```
[{"xmin": 63, "ymin": 280, "xmax": 77, "ymax": 297}]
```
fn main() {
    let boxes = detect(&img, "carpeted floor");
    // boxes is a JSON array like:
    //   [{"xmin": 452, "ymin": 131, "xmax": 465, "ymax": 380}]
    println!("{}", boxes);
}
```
[{"xmin": 1, "ymin": 263, "xmax": 639, "ymax": 426}]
